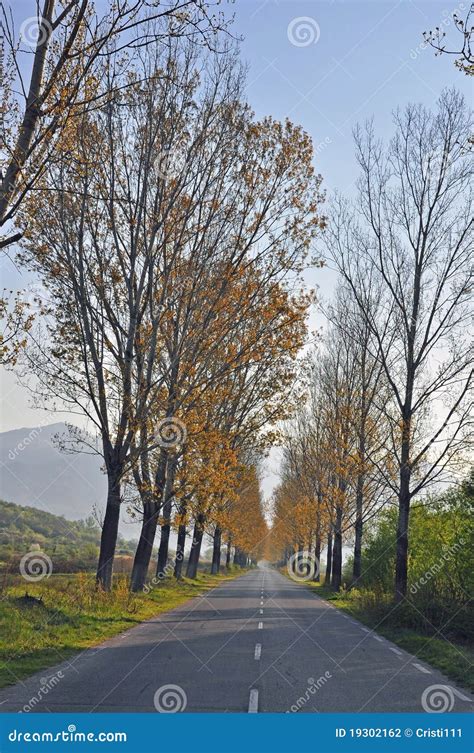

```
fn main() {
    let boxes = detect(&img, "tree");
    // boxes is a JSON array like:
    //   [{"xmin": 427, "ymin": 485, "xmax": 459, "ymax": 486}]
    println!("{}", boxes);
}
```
[
  {"xmin": 323, "ymin": 284, "xmax": 390, "ymax": 582},
  {"xmin": 19, "ymin": 38, "xmax": 238, "ymax": 589},
  {"xmin": 0, "ymin": 1, "xmax": 228, "ymax": 371},
  {"xmin": 0, "ymin": 291, "xmax": 33, "ymax": 365},
  {"xmin": 19, "ymin": 28, "xmax": 324, "ymax": 592},
  {"xmin": 0, "ymin": 0, "xmax": 228, "ymax": 249},
  {"xmin": 124, "ymin": 78, "xmax": 323, "ymax": 587},
  {"xmin": 328, "ymin": 88, "xmax": 473, "ymax": 600},
  {"xmin": 423, "ymin": 3, "xmax": 474, "ymax": 76}
]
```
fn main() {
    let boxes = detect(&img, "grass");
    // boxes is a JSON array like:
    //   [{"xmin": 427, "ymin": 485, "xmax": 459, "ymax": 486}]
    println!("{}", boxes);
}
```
[
  {"xmin": 295, "ymin": 577, "xmax": 474, "ymax": 693},
  {"xmin": 0, "ymin": 568, "xmax": 246, "ymax": 689}
]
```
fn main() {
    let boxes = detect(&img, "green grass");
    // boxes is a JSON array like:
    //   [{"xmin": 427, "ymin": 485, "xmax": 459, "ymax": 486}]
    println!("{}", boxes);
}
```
[
  {"xmin": 0, "ymin": 568, "xmax": 245, "ymax": 689},
  {"xmin": 294, "ymin": 577, "xmax": 474, "ymax": 693}
]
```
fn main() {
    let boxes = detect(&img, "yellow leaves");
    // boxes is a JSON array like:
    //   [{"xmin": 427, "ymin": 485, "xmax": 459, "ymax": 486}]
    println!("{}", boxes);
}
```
[{"xmin": 225, "ymin": 464, "xmax": 267, "ymax": 556}]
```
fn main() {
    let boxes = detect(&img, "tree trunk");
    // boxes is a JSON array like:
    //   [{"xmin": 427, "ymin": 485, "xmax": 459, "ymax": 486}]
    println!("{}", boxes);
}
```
[
  {"xmin": 353, "ymin": 357, "xmax": 367, "ymax": 584},
  {"xmin": 211, "ymin": 526, "xmax": 222, "ymax": 575},
  {"xmin": 313, "ymin": 507, "xmax": 321, "ymax": 582},
  {"xmin": 130, "ymin": 499, "xmax": 158, "ymax": 592},
  {"xmin": 174, "ymin": 523, "xmax": 186, "ymax": 580},
  {"xmin": 325, "ymin": 528, "xmax": 333, "ymax": 585},
  {"xmin": 173, "ymin": 494, "xmax": 188, "ymax": 580},
  {"xmin": 394, "ymin": 262, "xmax": 416, "ymax": 600},
  {"xmin": 353, "ymin": 513, "xmax": 363, "ymax": 583},
  {"xmin": 313, "ymin": 532, "xmax": 321, "ymax": 582},
  {"xmin": 156, "ymin": 522, "xmax": 171, "ymax": 578},
  {"xmin": 186, "ymin": 515, "xmax": 205, "ymax": 578},
  {"xmin": 96, "ymin": 470, "xmax": 122, "ymax": 591},
  {"xmin": 234, "ymin": 547, "xmax": 246, "ymax": 567},
  {"xmin": 156, "ymin": 456, "xmax": 177, "ymax": 578},
  {"xmin": 129, "ymin": 449, "xmax": 167, "ymax": 591},
  {"xmin": 331, "ymin": 508, "xmax": 343, "ymax": 591},
  {"xmin": 225, "ymin": 534, "xmax": 232, "ymax": 567},
  {"xmin": 352, "ymin": 473, "xmax": 364, "ymax": 583},
  {"xmin": 395, "ymin": 460, "xmax": 411, "ymax": 601}
]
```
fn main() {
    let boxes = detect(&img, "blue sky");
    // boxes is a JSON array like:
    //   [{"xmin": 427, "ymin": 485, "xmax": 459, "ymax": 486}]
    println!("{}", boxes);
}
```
[
  {"xmin": 232, "ymin": 0, "xmax": 471, "ymax": 196},
  {"xmin": 229, "ymin": 0, "xmax": 472, "ymax": 496},
  {"xmin": 1, "ymin": 0, "xmax": 472, "ymax": 439}
]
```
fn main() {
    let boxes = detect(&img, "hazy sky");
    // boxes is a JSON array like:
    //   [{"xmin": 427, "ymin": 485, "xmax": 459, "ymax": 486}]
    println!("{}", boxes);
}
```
[{"xmin": 1, "ymin": 0, "xmax": 471, "ymax": 496}]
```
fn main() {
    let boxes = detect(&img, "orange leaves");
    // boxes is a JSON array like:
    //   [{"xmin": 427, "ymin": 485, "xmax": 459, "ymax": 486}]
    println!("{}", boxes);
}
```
[{"xmin": 226, "ymin": 465, "xmax": 268, "ymax": 557}]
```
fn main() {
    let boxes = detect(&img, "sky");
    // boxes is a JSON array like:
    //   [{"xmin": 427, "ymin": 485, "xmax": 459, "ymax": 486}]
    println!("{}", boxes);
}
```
[{"xmin": 1, "ymin": 0, "xmax": 472, "ymax": 496}]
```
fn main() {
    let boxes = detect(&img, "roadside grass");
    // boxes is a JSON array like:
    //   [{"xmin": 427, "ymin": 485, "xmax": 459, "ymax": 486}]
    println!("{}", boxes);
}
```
[
  {"xmin": 0, "ymin": 568, "xmax": 246, "ymax": 689},
  {"xmin": 294, "ymin": 577, "xmax": 474, "ymax": 693}
]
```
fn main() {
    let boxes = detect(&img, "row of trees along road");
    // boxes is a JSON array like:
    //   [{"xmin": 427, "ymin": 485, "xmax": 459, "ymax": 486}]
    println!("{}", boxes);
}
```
[
  {"xmin": 270, "ymin": 87, "xmax": 473, "ymax": 602},
  {"xmin": 2, "ymin": 2, "xmax": 471, "ymax": 597},
  {"xmin": 5, "ymin": 8, "xmax": 324, "ymax": 590}
]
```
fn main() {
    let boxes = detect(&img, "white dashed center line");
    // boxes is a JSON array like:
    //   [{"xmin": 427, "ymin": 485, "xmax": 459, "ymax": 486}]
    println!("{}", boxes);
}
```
[
  {"xmin": 259, "ymin": 609, "xmax": 263, "ymax": 614},
  {"xmin": 248, "ymin": 688, "xmax": 259, "ymax": 713},
  {"xmin": 254, "ymin": 643, "xmax": 262, "ymax": 660},
  {"xmin": 413, "ymin": 663, "xmax": 431, "ymax": 674},
  {"xmin": 258, "ymin": 621, "xmax": 263, "ymax": 629}
]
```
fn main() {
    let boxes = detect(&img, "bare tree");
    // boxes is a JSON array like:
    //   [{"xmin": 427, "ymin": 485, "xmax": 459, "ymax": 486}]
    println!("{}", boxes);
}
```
[
  {"xmin": 324, "ymin": 283, "xmax": 390, "ymax": 582},
  {"xmin": 328, "ymin": 88, "xmax": 473, "ymax": 600}
]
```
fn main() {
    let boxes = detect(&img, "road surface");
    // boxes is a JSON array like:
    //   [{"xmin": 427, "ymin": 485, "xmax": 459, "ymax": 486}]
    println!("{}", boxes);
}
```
[{"xmin": 1, "ymin": 566, "xmax": 472, "ymax": 713}]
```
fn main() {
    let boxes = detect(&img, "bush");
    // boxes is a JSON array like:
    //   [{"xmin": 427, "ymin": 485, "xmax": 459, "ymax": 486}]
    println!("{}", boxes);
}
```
[{"xmin": 352, "ymin": 475, "xmax": 474, "ymax": 642}]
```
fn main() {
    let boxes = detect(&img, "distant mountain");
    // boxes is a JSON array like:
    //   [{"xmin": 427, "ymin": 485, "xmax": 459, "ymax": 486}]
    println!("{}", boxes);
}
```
[
  {"xmin": 0, "ymin": 423, "xmax": 187, "ymax": 546},
  {"xmin": 0, "ymin": 423, "xmax": 145, "ymax": 539},
  {"xmin": 0, "ymin": 422, "xmax": 108, "ymax": 523}
]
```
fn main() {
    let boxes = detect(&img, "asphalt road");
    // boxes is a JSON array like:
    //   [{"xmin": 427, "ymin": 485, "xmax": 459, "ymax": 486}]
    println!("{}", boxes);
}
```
[{"xmin": 1, "ymin": 566, "xmax": 473, "ymax": 713}]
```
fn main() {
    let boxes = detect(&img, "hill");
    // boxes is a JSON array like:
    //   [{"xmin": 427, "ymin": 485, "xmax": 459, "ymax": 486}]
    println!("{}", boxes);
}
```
[{"xmin": 0, "ymin": 499, "xmax": 136, "ymax": 573}]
